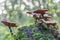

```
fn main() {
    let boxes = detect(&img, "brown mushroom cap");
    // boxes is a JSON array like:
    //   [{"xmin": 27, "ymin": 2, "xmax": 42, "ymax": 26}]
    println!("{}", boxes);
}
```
[
  {"xmin": 26, "ymin": 9, "xmax": 48, "ymax": 15},
  {"xmin": 1, "ymin": 20, "xmax": 17, "ymax": 27},
  {"xmin": 33, "ymin": 9, "xmax": 48, "ymax": 13},
  {"xmin": 26, "ymin": 11, "xmax": 40, "ymax": 16},
  {"xmin": 26, "ymin": 12, "xmax": 32, "ymax": 14},
  {"xmin": 39, "ymin": 19, "xmax": 56, "ymax": 26}
]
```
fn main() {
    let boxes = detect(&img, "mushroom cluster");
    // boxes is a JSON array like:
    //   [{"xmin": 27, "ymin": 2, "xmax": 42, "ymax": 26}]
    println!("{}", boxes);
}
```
[
  {"xmin": 26, "ymin": 9, "xmax": 58, "ymax": 40},
  {"xmin": 26, "ymin": 9, "xmax": 57, "ymax": 28}
]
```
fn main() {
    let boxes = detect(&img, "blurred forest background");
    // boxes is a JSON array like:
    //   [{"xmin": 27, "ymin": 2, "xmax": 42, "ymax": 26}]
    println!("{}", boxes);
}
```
[{"xmin": 0, "ymin": 0, "xmax": 60, "ymax": 40}]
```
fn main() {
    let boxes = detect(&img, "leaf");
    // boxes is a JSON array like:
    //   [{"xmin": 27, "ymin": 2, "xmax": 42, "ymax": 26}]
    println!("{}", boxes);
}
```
[{"xmin": 3, "ymin": 32, "xmax": 10, "ymax": 40}]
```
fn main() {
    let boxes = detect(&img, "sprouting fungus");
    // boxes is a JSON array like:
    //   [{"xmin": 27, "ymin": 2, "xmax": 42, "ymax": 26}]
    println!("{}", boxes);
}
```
[{"xmin": 1, "ymin": 20, "xmax": 17, "ymax": 35}]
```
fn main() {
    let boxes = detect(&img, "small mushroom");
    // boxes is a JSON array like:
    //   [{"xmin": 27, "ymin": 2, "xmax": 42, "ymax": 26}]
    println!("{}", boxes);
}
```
[
  {"xmin": 1, "ymin": 20, "xmax": 17, "ymax": 35},
  {"xmin": 27, "ymin": 12, "xmax": 40, "ymax": 21},
  {"xmin": 42, "ymin": 16, "xmax": 51, "ymax": 21},
  {"xmin": 33, "ymin": 9, "xmax": 48, "ymax": 13},
  {"xmin": 1, "ymin": 20, "xmax": 17, "ymax": 27},
  {"xmin": 33, "ymin": 9, "xmax": 48, "ymax": 16},
  {"xmin": 26, "ymin": 12, "xmax": 32, "ymax": 14},
  {"xmin": 38, "ymin": 19, "xmax": 56, "ymax": 28}
]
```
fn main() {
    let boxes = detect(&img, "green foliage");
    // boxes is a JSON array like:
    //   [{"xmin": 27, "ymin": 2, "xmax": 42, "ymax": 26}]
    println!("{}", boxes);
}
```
[
  {"xmin": 16, "ymin": 24, "xmax": 56, "ymax": 40},
  {"xmin": 41, "ymin": 23, "xmax": 48, "ymax": 30},
  {"xmin": 11, "ymin": 35, "xmax": 17, "ymax": 40},
  {"xmin": 16, "ymin": 27, "xmax": 28, "ymax": 40},
  {"xmin": 3, "ymin": 32, "xmax": 10, "ymax": 40},
  {"xmin": 3, "ymin": 32, "xmax": 18, "ymax": 40}
]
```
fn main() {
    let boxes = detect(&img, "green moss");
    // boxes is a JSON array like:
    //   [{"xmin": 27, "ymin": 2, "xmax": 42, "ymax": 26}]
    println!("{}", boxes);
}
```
[{"xmin": 16, "ymin": 24, "xmax": 56, "ymax": 40}]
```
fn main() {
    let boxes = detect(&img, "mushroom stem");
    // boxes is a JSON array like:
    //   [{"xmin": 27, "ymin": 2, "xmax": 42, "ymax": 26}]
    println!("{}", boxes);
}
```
[{"xmin": 8, "ymin": 27, "xmax": 13, "ymax": 35}]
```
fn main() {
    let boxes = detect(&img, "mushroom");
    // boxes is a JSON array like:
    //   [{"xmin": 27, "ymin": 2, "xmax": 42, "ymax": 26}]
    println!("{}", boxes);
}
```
[
  {"xmin": 26, "ymin": 12, "xmax": 32, "ymax": 14},
  {"xmin": 38, "ymin": 19, "xmax": 56, "ymax": 28},
  {"xmin": 33, "ymin": 9, "xmax": 48, "ymax": 13},
  {"xmin": 42, "ymin": 16, "xmax": 51, "ymax": 21},
  {"xmin": 26, "ymin": 12, "xmax": 41, "ymax": 22},
  {"xmin": 27, "ymin": 9, "xmax": 48, "ymax": 20},
  {"xmin": 33, "ymin": 9, "xmax": 48, "ymax": 16},
  {"xmin": 1, "ymin": 20, "xmax": 17, "ymax": 35}
]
